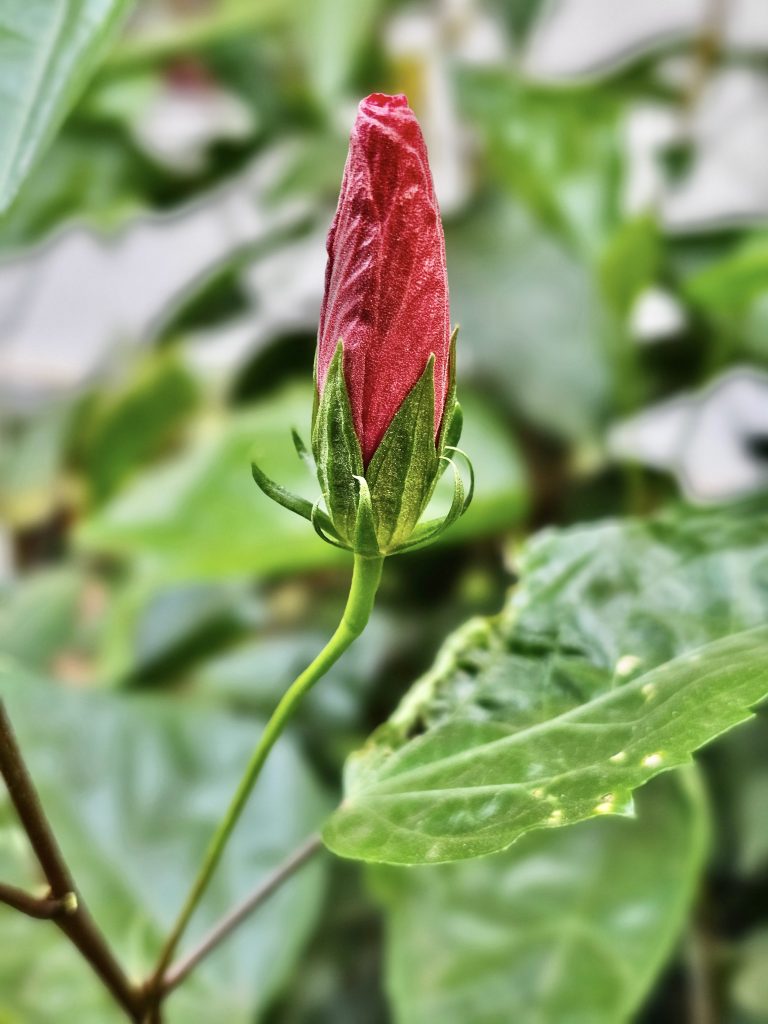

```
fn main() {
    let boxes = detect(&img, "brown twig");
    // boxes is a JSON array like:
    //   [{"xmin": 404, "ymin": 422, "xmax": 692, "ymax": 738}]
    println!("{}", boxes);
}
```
[
  {"xmin": 161, "ymin": 833, "xmax": 323, "ymax": 995},
  {"xmin": 0, "ymin": 700, "xmax": 146, "ymax": 1022},
  {"xmin": 0, "ymin": 881, "xmax": 73, "ymax": 919}
]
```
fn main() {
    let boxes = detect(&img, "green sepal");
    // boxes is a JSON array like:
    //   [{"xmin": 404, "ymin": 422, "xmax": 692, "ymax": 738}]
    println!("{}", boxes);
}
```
[
  {"xmin": 437, "ymin": 327, "xmax": 461, "ymax": 452},
  {"xmin": 353, "ymin": 476, "xmax": 381, "ymax": 557},
  {"xmin": 366, "ymin": 355, "xmax": 440, "ymax": 551},
  {"xmin": 256, "ymin": 327, "xmax": 471, "ymax": 559},
  {"xmin": 291, "ymin": 428, "xmax": 315, "ymax": 475},
  {"xmin": 311, "ymin": 500, "xmax": 348, "ymax": 549},
  {"xmin": 251, "ymin": 460, "xmax": 313, "ymax": 521},
  {"xmin": 445, "ymin": 445, "xmax": 475, "ymax": 512},
  {"xmin": 311, "ymin": 341, "xmax": 364, "ymax": 544},
  {"xmin": 251, "ymin": 460, "xmax": 340, "ymax": 540},
  {"xmin": 443, "ymin": 401, "xmax": 463, "ymax": 451},
  {"xmin": 393, "ymin": 453, "xmax": 469, "ymax": 555},
  {"xmin": 410, "ymin": 326, "xmax": 461, "ymax": 522}
]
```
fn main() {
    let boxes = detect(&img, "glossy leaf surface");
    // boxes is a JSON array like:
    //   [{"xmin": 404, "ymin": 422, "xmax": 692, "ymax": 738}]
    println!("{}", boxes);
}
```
[
  {"xmin": 0, "ymin": 0, "xmax": 131, "ymax": 211},
  {"xmin": 375, "ymin": 774, "xmax": 707, "ymax": 1024},
  {"xmin": 326, "ymin": 502, "xmax": 768, "ymax": 863}
]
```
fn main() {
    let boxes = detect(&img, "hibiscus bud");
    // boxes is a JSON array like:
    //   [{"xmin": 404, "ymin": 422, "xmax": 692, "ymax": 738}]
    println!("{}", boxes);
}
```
[
  {"xmin": 311, "ymin": 93, "xmax": 468, "ymax": 554},
  {"xmin": 317, "ymin": 92, "xmax": 451, "ymax": 466},
  {"xmin": 251, "ymin": 94, "xmax": 471, "ymax": 557}
]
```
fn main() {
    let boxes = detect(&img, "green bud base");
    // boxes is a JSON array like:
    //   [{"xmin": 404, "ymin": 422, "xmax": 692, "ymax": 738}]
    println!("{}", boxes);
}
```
[{"xmin": 251, "ymin": 329, "xmax": 473, "ymax": 557}]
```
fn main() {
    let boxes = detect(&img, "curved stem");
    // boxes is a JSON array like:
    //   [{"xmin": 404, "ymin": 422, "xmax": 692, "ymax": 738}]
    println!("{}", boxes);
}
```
[{"xmin": 149, "ymin": 554, "xmax": 384, "ymax": 990}]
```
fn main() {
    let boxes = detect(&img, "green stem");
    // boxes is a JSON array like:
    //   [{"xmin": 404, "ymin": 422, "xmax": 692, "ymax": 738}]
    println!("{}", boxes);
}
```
[{"xmin": 149, "ymin": 553, "xmax": 384, "ymax": 990}]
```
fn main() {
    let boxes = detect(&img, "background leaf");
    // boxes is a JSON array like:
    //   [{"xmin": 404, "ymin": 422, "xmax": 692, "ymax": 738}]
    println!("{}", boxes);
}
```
[
  {"xmin": 0, "ymin": 0, "xmax": 132, "ymax": 213},
  {"xmin": 0, "ymin": 666, "xmax": 331, "ymax": 1021},
  {"xmin": 326, "ymin": 625, "xmax": 768, "ymax": 863},
  {"xmin": 374, "ymin": 773, "xmax": 707, "ymax": 1024},
  {"xmin": 325, "ymin": 501, "xmax": 768, "ymax": 864}
]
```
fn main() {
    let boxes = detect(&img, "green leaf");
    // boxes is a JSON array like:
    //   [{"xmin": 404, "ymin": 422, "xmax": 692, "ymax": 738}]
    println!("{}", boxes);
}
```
[
  {"xmin": 325, "ymin": 625, "xmax": 768, "ymax": 863},
  {"xmin": 411, "ymin": 497, "xmax": 768, "ymax": 730},
  {"xmin": 0, "ymin": 667, "xmax": 330, "ymax": 1021},
  {"xmin": 312, "ymin": 343, "xmax": 365, "ymax": 545},
  {"xmin": 77, "ymin": 383, "xmax": 527, "ymax": 581},
  {"xmin": 102, "ymin": 578, "xmax": 254, "ymax": 683},
  {"xmin": 0, "ymin": 127, "xmax": 144, "ymax": 248},
  {"xmin": 0, "ymin": 0, "xmax": 133, "ymax": 213},
  {"xmin": 78, "ymin": 385, "xmax": 339, "ymax": 579},
  {"xmin": 374, "ymin": 773, "xmax": 707, "ymax": 1024},
  {"xmin": 366, "ymin": 356, "xmax": 439, "ymax": 551},
  {"xmin": 324, "ymin": 501, "xmax": 768, "ymax": 864}
]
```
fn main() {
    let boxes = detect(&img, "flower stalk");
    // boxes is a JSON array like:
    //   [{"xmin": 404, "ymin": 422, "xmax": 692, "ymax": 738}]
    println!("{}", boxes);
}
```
[{"xmin": 149, "ymin": 553, "xmax": 383, "ymax": 988}]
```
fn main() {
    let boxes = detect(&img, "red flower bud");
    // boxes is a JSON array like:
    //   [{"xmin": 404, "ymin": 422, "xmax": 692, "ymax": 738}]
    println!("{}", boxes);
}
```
[
  {"xmin": 252, "ymin": 94, "xmax": 471, "ymax": 555},
  {"xmin": 316, "ymin": 93, "xmax": 450, "ymax": 466}
]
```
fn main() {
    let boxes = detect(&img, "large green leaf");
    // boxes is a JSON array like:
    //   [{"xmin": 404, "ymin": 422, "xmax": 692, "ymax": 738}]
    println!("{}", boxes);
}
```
[
  {"xmin": 324, "ymin": 501, "xmax": 768, "ymax": 864},
  {"xmin": 0, "ymin": 0, "xmax": 132, "ymax": 214},
  {"xmin": 77, "ymin": 383, "xmax": 527, "ymax": 581},
  {"xmin": 374, "ymin": 499, "xmax": 768, "ymax": 736},
  {"xmin": 326, "ymin": 625, "xmax": 768, "ymax": 864},
  {"xmin": 374, "ymin": 773, "xmax": 707, "ymax": 1024},
  {"xmin": 0, "ymin": 668, "xmax": 330, "ymax": 1021}
]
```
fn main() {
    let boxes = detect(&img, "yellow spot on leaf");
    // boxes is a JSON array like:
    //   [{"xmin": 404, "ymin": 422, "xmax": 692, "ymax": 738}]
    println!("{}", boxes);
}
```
[{"xmin": 642, "ymin": 752, "xmax": 664, "ymax": 768}]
